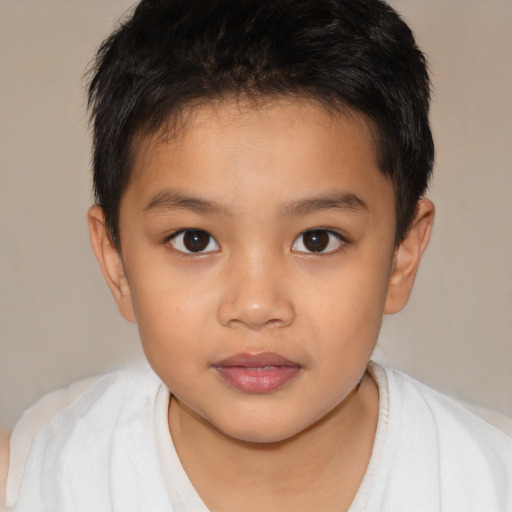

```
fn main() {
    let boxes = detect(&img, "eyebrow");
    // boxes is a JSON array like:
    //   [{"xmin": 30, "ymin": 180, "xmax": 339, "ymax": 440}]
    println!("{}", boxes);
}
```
[
  {"xmin": 279, "ymin": 193, "xmax": 369, "ymax": 216},
  {"xmin": 144, "ymin": 190, "xmax": 227, "ymax": 215},
  {"xmin": 143, "ymin": 190, "xmax": 369, "ymax": 217}
]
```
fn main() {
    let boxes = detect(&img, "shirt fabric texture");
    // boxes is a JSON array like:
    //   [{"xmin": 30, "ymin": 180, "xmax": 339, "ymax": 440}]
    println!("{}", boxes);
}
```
[{"xmin": 5, "ymin": 361, "xmax": 512, "ymax": 511}]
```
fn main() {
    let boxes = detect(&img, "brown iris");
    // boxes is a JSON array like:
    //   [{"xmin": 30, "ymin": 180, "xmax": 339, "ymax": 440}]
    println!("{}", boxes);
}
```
[
  {"xmin": 302, "ymin": 230, "xmax": 330, "ymax": 252},
  {"xmin": 182, "ymin": 230, "xmax": 211, "ymax": 252}
]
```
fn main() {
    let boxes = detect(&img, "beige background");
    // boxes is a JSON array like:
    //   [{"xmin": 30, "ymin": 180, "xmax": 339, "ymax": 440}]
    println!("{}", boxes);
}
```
[{"xmin": 0, "ymin": 0, "xmax": 511, "ymax": 429}]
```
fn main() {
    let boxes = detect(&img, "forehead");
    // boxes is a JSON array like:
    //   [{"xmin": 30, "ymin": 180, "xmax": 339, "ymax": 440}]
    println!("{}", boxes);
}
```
[{"xmin": 125, "ymin": 97, "xmax": 394, "ymax": 218}]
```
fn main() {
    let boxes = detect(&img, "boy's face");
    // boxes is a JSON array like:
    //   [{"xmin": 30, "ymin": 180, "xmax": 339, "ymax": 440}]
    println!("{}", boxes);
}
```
[{"xmin": 91, "ymin": 98, "xmax": 422, "ymax": 444}]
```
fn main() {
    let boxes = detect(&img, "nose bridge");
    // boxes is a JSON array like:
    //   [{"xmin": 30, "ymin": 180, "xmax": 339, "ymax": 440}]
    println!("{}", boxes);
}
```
[{"xmin": 217, "ymin": 245, "xmax": 295, "ymax": 330}]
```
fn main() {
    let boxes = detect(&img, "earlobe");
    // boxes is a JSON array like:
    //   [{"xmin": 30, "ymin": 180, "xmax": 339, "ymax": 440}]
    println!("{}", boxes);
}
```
[
  {"xmin": 384, "ymin": 199, "xmax": 435, "ymax": 315},
  {"xmin": 87, "ymin": 206, "xmax": 136, "ymax": 322}
]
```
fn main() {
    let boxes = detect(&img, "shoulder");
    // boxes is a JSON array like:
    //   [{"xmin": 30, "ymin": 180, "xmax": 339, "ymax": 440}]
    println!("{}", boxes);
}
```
[
  {"xmin": 375, "ymin": 365, "xmax": 512, "ymax": 509},
  {"xmin": 8, "ymin": 363, "xmax": 156, "ymax": 452},
  {"xmin": 5, "ymin": 365, "xmax": 154, "ymax": 507},
  {"xmin": 384, "ymin": 366, "xmax": 512, "ymax": 450},
  {"xmin": 7, "ymin": 363, "xmax": 167, "ymax": 509},
  {"xmin": 0, "ymin": 430, "xmax": 9, "ymax": 507},
  {"xmin": 10, "ymin": 362, "xmax": 155, "ymax": 454},
  {"xmin": 4, "ymin": 374, "xmax": 101, "ymax": 508},
  {"xmin": 385, "ymin": 366, "xmax": 512, "ymax": 438}
]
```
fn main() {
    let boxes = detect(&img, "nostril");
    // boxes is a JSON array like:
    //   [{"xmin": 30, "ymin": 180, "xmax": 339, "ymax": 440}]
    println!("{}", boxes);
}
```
[
  {"xmin": 217, "ymin": 296, "xmax": 295, "ymax": 330},
  {"xmin": 262, "ymin": 318, "xmax": 285, "ymax": 328}
]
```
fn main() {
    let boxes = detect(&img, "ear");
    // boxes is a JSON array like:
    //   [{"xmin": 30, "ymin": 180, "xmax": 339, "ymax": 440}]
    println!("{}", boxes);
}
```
[
  {"xmin": 87, "ymin": 206, "xmax": 136, "ymax": 322},
  {"xmin": 384, "ymin": 199, "xmax": 435, "ymax": 315}
]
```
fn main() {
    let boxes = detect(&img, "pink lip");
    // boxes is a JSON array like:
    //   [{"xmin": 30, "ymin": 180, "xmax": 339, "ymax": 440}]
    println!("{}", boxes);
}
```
[{"xmin": 213, "ymin": 352, "xmax": 301, "ymax": 393}]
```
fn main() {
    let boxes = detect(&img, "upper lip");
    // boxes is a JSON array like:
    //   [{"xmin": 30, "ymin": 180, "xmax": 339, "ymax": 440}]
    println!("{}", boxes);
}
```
[{"xmin": 213, "ymin": 352, "xmax": 300, "ymax": 368}]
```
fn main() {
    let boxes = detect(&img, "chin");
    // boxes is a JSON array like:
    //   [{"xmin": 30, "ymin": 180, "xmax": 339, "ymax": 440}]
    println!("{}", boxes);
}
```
[
  {"xmin": 226, "ymin": 428, "xmax": 300, "ymax": 445},
  {"xmin": 211, "ymin": 414, "xmax": 312, "ymax": 445}
]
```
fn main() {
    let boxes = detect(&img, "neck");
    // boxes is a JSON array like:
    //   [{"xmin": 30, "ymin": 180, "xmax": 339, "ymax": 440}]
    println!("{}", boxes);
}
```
[{"xmin": 168, "ymin": 372, "xmax": 379, "ymax": 512}]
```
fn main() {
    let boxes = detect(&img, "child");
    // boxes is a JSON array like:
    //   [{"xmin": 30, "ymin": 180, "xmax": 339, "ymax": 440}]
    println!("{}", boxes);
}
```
[{"xmin": 2, "ymin": 0, "xmax": 512, "ymax": 510}]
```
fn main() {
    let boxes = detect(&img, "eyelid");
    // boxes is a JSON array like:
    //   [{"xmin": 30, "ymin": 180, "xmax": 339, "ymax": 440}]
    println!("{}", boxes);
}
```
[
  {"xmin": 166, "ymin": 229, "xmax": 220, "ymax": 254},
  {"xmin": 291, "ymin": 228, "xmax": 348, "ymax": 254}
]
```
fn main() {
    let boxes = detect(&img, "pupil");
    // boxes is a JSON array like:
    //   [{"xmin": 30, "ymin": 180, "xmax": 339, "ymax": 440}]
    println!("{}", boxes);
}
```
[
  {"xmin": 183, "ymin": 230, "xmax": 210, "ymax": 252},
  {"xmin": 303, "ymin": 230, "xmax": 329, "ymax": 252}
]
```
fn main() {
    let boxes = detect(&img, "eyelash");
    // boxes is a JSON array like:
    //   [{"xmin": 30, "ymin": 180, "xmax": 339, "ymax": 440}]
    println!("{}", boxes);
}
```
[
  {"xmin": 165, "ymin": 229, "xmax": 220, "ymax": 255},
  {"xmin": 292, "ymin": 229, "xmax": 348, "ymax": 255},
  {"xmin": 164, "ymin": 228, "xmax": 348, "ymax": 255}
]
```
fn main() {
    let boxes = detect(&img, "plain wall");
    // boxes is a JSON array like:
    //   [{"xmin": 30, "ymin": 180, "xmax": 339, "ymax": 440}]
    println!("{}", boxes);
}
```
[{"xmin": 1, "ymin": 0, "xmax": 511, "ymax": 429}]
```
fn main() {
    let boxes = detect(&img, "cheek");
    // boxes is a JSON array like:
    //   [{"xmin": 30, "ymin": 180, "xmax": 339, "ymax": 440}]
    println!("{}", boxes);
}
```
[
  {"xmin": 134, "ymin": 290, "xmax": 211, "ymax": 394},
  {"xmin": 312, "ymin": 258, "xmax": 390, "ymax": 319},
  {"xmin": 305, "ymin": 256, "xmax": 391, "ymax": 352},
  {"xmin": 127, "ymin": 263, "xmax": 214, "ymax": 358}
]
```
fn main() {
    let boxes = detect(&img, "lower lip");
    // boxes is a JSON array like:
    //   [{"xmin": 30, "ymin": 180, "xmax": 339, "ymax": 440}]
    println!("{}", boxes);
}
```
[{"xmin": 215, "ymin": 366, "xmax": 300, "ymax": 393}]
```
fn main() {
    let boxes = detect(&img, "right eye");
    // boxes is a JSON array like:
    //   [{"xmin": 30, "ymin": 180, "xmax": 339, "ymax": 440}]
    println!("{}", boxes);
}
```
[
  {"xmin": 168, "ymin": 229, "xmax": 219, "ymax": 254},
  {"xmin": 291, "ymin": 229, "xmax": 346, "ymax": 254}
]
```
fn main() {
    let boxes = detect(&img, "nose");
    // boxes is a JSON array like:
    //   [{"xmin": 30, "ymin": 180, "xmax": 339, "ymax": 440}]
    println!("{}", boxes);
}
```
[{"xmin": 217, "ymin": 253, "xmax": 295, "ymax": 330}]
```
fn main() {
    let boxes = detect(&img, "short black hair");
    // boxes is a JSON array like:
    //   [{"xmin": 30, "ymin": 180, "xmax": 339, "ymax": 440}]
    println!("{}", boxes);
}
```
[{"xmin": 88, "ymin": 0, "xmax": 434, "ymax": 250}]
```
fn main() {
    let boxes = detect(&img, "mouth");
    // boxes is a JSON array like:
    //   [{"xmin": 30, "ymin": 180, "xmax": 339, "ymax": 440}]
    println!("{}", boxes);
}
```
[{"xmin": 213, "ymin": 352, "xmax": 301, "ymax": 393}]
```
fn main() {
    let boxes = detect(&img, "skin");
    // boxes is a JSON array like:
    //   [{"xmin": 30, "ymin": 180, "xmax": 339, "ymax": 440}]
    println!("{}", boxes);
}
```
[{"xmin": 88, "ymin": 97, "xmax": 433, "ymax": 511}]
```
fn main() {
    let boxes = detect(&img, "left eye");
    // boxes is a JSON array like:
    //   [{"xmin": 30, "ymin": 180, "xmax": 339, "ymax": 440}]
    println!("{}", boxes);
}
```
[
  {"xmin": 291, "ymin": 229, "xmax": 345, "ymax": 254},
  {"xmin": 168, "ymin": 229, "xmax": 219, "ymax": 253}
]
